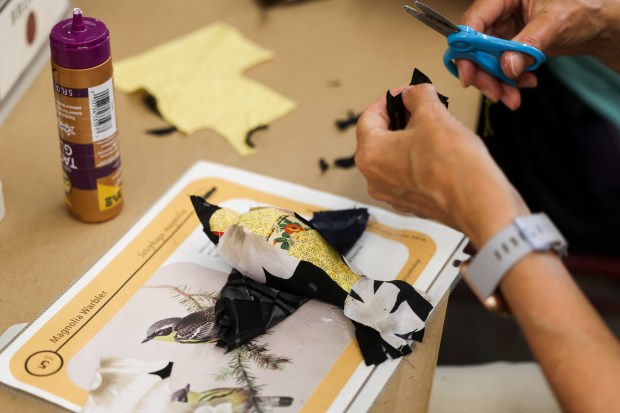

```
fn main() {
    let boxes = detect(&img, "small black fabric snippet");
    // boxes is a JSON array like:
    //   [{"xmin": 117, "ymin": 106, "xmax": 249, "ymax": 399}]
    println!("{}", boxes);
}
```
[
  {"xmin": 335, "ymin": 111, "xmax": 361, "ymax": 131},
  {"xmin": 333, "ymin": 156, "xmax": 356, "ymax": 169},
  {"xmin": 146, "ymin": 126, "xmax": 177, "ymax": 136},
  {"xmin": 143, "ymin": 94, "xmax": 178, "ymax": 136},
  {"xmin": 245, "ymin": 124, "xmax": 269, "ymax": 148},
  {"xmin": 319, "ymin": 158, "xmax": 330, "ymax": 173}
]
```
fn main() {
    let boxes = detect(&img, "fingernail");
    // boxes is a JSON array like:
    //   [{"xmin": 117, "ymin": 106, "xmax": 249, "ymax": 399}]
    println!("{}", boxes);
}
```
[{"xmin": 505, "ymin": 53, "xmax": 518, "ymax": 78}]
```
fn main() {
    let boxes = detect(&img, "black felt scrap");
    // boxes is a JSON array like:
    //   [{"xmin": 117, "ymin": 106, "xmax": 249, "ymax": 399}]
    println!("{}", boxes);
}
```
[
  {"xmin": 335, "ymin": 111, "xmax": 361, "ymax": 131},
  {"xmin": 387, "ymin": 68, "xmax": 449, "ymax": 130},
  {"xmin": 215, "ymin": 269, "xmax": 310, "ymax": 350},
  {"xmin": 386, "ymin": 91, "xmax": 408, "ymax": 131},
  {"xmin": 319, "ymin": 158, "xmax": 330, "ymax": 173},
  {"xmin": 333, "ymin": 155, "xmax": 355, "ymax": 169},
  {"xmin": 143, "ymin": 94, "xmax": 178, "ymax": 136},
  {"xmin": 309, "ymin": 208, "xmax": 369, "ymax": 255},
  {"xmin": 245, "ymin": 124, "xmax": 269, "ymax": 148},
  {"xmin": 146, "ymin": 126, "xmax": 177, "ymax": 136}
]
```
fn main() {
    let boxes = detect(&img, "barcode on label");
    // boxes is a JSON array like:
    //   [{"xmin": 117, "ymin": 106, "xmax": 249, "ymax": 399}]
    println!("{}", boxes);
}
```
[{"xmin": 89, "ymin": 79, "xmax": 117, "ymax": 142}]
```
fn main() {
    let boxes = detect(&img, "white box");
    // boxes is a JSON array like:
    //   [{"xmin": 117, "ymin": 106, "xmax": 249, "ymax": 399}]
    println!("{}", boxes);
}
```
[{"xmin": 0, "ymin": 0, "xmax": 70, "ymax": 125}]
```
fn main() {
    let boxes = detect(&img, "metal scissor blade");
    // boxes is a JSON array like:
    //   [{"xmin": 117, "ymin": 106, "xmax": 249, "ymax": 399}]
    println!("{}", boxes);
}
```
[{"xmin": 403, "ymin": 2, "xmax": 459, "ymax": 38}]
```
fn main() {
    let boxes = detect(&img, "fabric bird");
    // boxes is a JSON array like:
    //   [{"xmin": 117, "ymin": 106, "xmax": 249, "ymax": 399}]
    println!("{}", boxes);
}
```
[{"xmin": 190, "ymin": 196, "xmax": 433, "ymax": 365}]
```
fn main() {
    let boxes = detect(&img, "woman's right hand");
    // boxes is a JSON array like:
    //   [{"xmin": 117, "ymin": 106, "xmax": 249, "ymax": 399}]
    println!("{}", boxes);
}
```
[{"xmin": 457, "ymin": 0, "xmax": 620, "ymax": 110}]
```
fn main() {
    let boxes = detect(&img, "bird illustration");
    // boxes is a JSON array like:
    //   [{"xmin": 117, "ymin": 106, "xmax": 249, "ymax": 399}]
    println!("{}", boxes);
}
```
[
  {"xmin": 142, "ymin": 306, "xmax": 219, "ymax": 344},
  {"xmin": 171, "ymin": 383, "xmax": 293, "ymax": 413}
]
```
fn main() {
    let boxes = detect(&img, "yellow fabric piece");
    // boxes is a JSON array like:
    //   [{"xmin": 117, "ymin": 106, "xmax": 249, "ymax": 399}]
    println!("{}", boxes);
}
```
[
  {"xmin": 210, "ymin": 208, "xmax": 240, "ymax": 234},
  {"xmin": 239, "ymin": 207, "xmax": 288, "ymax": 239},
  {"xmin": 211, "ymin": 206, "xmax": 360, "ymax": 293},
  {"xmin": 290, "ymin": 229, "xmax": 360, "ymax": 293},
  {"xmin": 113, "ymin": 23, "xmax": 296, "ymax": 156}
]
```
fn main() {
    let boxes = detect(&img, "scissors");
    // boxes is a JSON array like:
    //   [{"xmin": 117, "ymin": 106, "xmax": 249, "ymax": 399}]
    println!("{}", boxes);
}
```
[{"xmin": 404, "ymin": 1, "xmax": 545, "ymax": 86}]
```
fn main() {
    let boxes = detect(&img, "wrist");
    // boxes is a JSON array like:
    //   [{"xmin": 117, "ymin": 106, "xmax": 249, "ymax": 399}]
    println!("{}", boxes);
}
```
[
  {"xmin": 461, "ymin": 213, "xmax": 568, "ymax": 314},
  {"xmin": 451, "ymin": 179, "xmax": 529, "ymax": 248}
]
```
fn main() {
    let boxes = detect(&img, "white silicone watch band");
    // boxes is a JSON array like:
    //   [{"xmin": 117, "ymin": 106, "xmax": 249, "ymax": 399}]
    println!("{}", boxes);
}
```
[{"xmin": 465, "ymin": 213, "xmax": 567, "ymax": 300}]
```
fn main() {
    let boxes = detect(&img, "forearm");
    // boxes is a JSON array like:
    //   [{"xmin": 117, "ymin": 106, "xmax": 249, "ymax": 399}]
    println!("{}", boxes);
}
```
[{"xmin": 500, "ymin": 253, "xmax": 620, "ymax": 412}]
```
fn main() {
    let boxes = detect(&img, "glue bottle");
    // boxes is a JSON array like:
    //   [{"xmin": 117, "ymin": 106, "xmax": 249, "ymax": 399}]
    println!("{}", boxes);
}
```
[{"xmin": 49, "ymin": 8, "xmax": 123, "ymax": 222}]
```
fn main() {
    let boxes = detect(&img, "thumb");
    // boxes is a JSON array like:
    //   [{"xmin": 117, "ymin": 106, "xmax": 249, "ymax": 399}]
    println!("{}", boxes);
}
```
[
  {"xmin": 401, "ymin": 83, "xmax": 441, "ymax": 115},
  {"xmin": 502, "ymin": 15, "xmax": 555, "ymax": 78}
]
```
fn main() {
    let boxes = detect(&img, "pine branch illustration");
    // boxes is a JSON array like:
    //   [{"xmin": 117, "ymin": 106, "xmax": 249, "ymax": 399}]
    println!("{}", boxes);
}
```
[
  {"xmin": 144, "ymin": 284, "xmax": 217, "ymax": 312},
  {"xmin": 244, "ymin": 341, "xmax": 291, "ymax": 370},
  {"xmin": 213, "ymin": 339, "xmax": 297, "ymax": 413},
  {"xmin": 235, "ymin": 350, "xmax": 263, "ymax": 413}
]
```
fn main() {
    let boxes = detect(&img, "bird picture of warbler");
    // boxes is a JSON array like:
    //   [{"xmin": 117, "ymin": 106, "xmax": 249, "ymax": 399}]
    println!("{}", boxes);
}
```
[{"xmin": 140, "ymin": 282, "xmax": 294, "ymax": 412}]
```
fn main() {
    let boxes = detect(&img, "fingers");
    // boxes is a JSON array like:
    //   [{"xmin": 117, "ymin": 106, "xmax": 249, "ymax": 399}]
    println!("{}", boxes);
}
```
[
  {"xmin": 509, "ymin": 14, "xmax": 553, "ymax": 54},
  {"xmin": 400, "ymin": 83, "xmax": 443, "ymax": 114},
  {"xmin": 456, "ymin": 58, "xmax": 538, "ymax": 111},
  {"xmin": 499, "ymin": 16, "xmax": 552, "ymax": 79},
  {"xmin": 356, "ymin": 84, "xmax": 411, "ymax": 138}
]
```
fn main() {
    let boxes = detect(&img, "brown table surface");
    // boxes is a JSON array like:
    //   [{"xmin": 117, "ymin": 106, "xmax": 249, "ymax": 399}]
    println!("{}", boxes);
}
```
[{"xmin": 0, "ymin": 0, "xmax": 479, "ymax": 411}]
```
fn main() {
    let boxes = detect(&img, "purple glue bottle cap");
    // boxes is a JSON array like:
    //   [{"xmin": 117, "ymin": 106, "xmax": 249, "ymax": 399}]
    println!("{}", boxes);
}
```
[{"xmin": 49, "ymin": 8, "xmax": 111, "ymax": 70}]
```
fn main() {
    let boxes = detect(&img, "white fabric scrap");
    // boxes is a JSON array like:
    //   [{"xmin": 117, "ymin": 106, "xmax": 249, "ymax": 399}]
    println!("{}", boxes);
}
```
[
  {"xmin": 216, "ymin": 224, "xmax": 300, "ymax": 283},
  {"xmin": 343, "ymin": 277, "xmax": 425, "ymax": 350}
]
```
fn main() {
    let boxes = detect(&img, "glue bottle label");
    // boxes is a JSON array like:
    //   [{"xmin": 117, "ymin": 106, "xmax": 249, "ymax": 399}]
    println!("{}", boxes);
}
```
[{"xmin": 52, "ymin": 59, "xmax": 123, "ymax": 222}]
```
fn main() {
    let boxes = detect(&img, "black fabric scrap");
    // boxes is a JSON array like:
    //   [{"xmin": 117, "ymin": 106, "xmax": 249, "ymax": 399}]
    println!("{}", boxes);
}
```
[
  {"xmin": 146, "ymin": 126, "xmax": 177, "ymax": 136},
  {"xmin": 334, "ymin": 155, "xmax": 355, "ymax": 169},
  {"xmin": 309, "ymin": 208, "xmax": 369, "ymax": 255},
  {"xmin": 352, "ymin": 279, "xmax": 432, "ymax": 365},
  {"xmin": 319, "ymin": 158, "xmax": 330, "ymax": 173},
  {"xmin": 143, "ymin": 95, "xmax": 161, "ymax": 116},
  {"xmin": 143, "ymin": 94, "xmax": 178, "ymax": 136},
  {"xmin": 387, "ymin": 68, "xmax": 449, "ymax": 131},
  {"xmin": 245, "ymin": 124, "xmax": 269, "ymax": 148},
  {"xmin": 386, "ymin": 91, "xmax": 408, "ymax": 131},
  {"xmin": 335, "ymin": 111, "xmax": 361, "ymax": 131},
  {"xmin": 215, "ymin": 269, "xmax": 309, "ymax": 350}
]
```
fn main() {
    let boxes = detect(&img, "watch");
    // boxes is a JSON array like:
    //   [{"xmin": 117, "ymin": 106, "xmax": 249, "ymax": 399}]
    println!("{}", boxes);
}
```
[{"xmin": 461, "ymin": 213, "xmax": 568, "ymax": 314}]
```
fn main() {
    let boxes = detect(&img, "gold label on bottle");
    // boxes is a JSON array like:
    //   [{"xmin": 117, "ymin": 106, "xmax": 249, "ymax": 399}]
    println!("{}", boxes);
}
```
[{"xmin": 52, "ymin": 59, "xmax": 123, "ymax": 222}]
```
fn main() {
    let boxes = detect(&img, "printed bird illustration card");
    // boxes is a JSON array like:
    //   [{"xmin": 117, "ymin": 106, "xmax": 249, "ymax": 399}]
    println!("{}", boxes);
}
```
[{"xmin": 0, "ymin": 161, "xmax": 466, "ymax": 412}]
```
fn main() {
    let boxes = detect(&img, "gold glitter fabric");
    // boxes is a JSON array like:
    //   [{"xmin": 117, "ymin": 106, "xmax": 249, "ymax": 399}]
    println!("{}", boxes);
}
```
[
  {"xmin": 210, "ymin": 207, "xmax": 360, "ymax": 293},
  {"xmin": 290, "ymin": 228, "xmax": 360, "ymax": 293},
  {"xmin": 210, "ymin": 208, "xmax": 240, "ymax": 234},
  {"xmin": 238, "ymin": 207, "xmax": 289, "ymax": 239}
]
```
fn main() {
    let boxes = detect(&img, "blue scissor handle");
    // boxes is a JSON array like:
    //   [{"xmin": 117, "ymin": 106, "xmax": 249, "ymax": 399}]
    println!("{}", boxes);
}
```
[{"xmin": 444, "ymin": 25, "xmax": 545, "ymax": 86}]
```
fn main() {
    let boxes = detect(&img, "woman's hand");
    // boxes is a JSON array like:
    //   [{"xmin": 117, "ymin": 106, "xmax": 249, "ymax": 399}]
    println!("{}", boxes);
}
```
[
  {"xmin": 457, "ymin": 0, "xmax": 620, "ymax": 110},
  {"xmin": 355, "ymin": 84, "xmax": 528, "ymax": 247}
]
